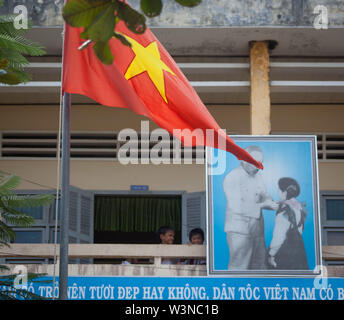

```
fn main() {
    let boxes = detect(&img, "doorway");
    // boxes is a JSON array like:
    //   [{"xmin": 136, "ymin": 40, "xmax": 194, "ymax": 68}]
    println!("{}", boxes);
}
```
[{"xmin": 94, "ymin": 194, "xmax": 182, "ymax": 245}]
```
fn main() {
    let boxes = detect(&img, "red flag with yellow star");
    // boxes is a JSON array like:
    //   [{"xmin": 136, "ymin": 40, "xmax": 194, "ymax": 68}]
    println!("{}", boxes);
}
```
[{"xmin": 62, "ymin": 22, "xmax": 263, "ymax": 169}]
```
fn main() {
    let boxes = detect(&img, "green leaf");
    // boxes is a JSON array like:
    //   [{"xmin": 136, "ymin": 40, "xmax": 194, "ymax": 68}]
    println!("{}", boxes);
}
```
[
  {"xmin": 0, "ymin": 220, "xmax": 16, "ymax": 242},
  {"xmin": 0, "ymin": 72, "xmax": 21, "ymax": 85},
  {"xmin": 0, "ymin": 14, "xmax": 18, "ymax": 30},
  {"xmin": 0, "ymin": 33, "xmax": 45, "ymax": 56},
  {"xmin": 0, "ymin": 206, "xmax": 35, "ymax": 229},
  {"xmin": 81, "ymin": 3, "xmax": 117, "ymax": 43},
  {"xmin": 174, "ymin": 0, "xmax": 202, "ymax": 7},
  {"xmin": 113, "ymin": 32, "xmax": 131, "ymax": 47},
  {"xmin": 0, "ymin": 4, "xmax": 45, "ymax": 86},
  {"xmin": 0, "ymin": 209, "xmax": 35, "ymax": 228},
  {"xmin": 62, "ymin": 0, "xmax": 111, "ymax": 28},
  {"xmin": 0, "ymin": 292, "xmax": 17, "ymax": 300},
  {"xmin": 0, "ymin": 265, "xmax": 10, "ymax": 272},
  {"xmin": 0, "ymin": 174, "xmax": 21, "ymax": 192},
  {"xmin": 93, "ymin": 41, "xmax": 114, "ymax": 65},
  {"xmin": 118, "ymin": 2, "xmax": 146, "ymax": 34},
  {"xmin": 0, "ymin": 49, "xmax": 31, "ymax": 83},
  {"xmin": 141, "ymin": 0, "xmax": 163, "ymax": 18},
  {"xmin": 0, "ymin": 58, "xmax": 8, "ymax": 69},
  {"xmin": 0, "ymin": 240, "xmax": 10, "ymax": 248},
  {"xmin": 6, "ymin": 194, "xmax": 55, "ymax": 209},
  {"xmin": 0, "ymin": 47, "xmax": 30, "ymax": 70},
  {"xmin": 5, "ymin": 68, "xmax": 31, "ymax": 83}
]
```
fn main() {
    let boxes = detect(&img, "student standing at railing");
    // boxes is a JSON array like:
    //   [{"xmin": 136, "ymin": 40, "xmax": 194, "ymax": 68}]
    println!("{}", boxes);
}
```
[
  {"xmin": 181, "ymin": 228, "xmax": 206, "ymax": 265},
  {"xmin": 158, "ymin": 226, "xmax": 180, "ymax": 265}
]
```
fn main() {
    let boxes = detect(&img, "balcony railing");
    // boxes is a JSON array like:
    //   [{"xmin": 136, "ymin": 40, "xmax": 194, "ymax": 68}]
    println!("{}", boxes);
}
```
[
  {"xmin": 1, "ymin": 244, "xmax": 344, "ymax": 277},
  {"xmin": 0, "ymin": 244, "xmax": 207, "ymax": 277}
]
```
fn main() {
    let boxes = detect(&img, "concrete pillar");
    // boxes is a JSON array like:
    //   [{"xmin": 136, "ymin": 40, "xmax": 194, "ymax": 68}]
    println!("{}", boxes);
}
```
[{"xmin": 249, "ymin": 41, "xmax": 272, "ymax": 135}]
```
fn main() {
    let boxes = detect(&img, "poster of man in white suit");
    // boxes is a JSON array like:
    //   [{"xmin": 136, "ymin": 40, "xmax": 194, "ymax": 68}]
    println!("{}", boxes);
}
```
[{"xmin": 206, "ymin": 136, "xmax": 322, "ymax": 276}]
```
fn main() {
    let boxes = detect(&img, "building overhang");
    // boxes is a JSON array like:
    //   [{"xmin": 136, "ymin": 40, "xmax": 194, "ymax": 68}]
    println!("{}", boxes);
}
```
[{"xmin": 27, "ymin": 26, "xmax": 344, "ymax": 57}]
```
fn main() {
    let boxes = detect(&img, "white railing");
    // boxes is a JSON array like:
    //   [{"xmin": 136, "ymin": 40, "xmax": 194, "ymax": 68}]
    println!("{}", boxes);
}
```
[
  {"xmin": 0, "ymin": 243, "xmax": 204, "ymax": 261},
  {"xmin": 1, "ymin": 244, "xmax": 344, "ymax": 277},
  {"xmin": 0, "ymin": 244, "xmax": 207, "ymax": 277}
]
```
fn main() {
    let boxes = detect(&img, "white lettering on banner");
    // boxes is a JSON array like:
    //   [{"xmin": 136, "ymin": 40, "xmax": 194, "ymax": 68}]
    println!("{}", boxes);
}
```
[
  {"xmin": 142, "ymin": 286, "xmax": 165, "ymax": 299},
  {"xmin": 89, "ymin": 285, "xmax": 115, "ymax": 299},
  {"xmin": 168, "ymin": 285, "xmax": 207, "ymax": 300},
  {"xmin": 212, "ymin": 284, "xmax": 235, "ymax": 300},
  {"xmin": 263, "ymin": 284, "xmax": 289, "ymax": 300},
  {"xmin": 292, "ymin": 287, "xmax": 316, "ymax": 300},
  {"xmin": 319, "ymin": 285, "xmax": 334, "ymax": 300},
  {"xmin": 238, "ymin": 284, "xmax": 262, "ymax": 300},
  {"xmin": 118, "ymin": 286, "xmax": 140, "ymax": 299},
  {"xmin": 338, "ymin": 287, "xmax": 344, "ymax": 300},
  {"xmin": 2, "ymin": 280, "xmax": 344, "ymax": 300}
]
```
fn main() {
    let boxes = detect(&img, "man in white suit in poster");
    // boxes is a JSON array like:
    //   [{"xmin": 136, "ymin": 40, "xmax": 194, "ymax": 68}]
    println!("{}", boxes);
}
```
[{"xmin": 223, "ymin": 146, "xmax": 278, "ymax": 270}]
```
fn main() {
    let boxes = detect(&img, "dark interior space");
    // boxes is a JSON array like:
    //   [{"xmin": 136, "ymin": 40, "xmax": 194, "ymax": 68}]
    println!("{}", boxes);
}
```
[{"xmin": 93, "ymin": 194, "xmax": 182, "ymax": 264}]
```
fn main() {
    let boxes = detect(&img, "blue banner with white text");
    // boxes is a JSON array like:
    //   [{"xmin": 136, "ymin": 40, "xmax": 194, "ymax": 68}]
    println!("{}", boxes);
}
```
[{"xmin": 6, "ymin": 276, "xmax": 344, "ymax": 300}]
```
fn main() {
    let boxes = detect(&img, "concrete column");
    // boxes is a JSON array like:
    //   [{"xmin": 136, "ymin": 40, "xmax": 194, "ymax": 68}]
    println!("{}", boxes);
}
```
[{"xmin": 249, "ymin": 41, "xmax": 272, "ymax": 135}]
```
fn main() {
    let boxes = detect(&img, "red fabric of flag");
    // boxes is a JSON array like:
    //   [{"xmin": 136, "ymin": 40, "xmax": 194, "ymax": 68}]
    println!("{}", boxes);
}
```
[{"xmin": 62, "ymin": 21, "xmax": 263, "ymax": 169}]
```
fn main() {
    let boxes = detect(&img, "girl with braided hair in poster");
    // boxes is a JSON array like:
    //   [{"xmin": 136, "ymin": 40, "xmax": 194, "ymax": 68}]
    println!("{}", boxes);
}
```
[{"xmin": 268, "ymin": 177, "xmax": 309, "ymax": 270}]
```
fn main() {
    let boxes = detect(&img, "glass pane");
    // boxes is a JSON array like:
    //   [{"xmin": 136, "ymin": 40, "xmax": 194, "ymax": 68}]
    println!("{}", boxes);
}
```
[
  {"xmin": 17, "ymin": 206, "xmax": 43, "ymax": 220},
  {"xmin": 49, "ymin": 229, "xmax": 60, "ymax": 243},
  {"xmin": 327, "ymin": 231, "xmax": 344, "ymax": 245},
  {"xmin": 326, "ymin": 199, "xmax": 344, "ymax": 220},
  {"xmin": 14, "ymin": 231, "xmax": 42, "ymax": 243},
  {"xmin": 14, "ymin": 194, "xmax": 51, "ymax": 220},
  {"xmin": 50, "ymin": 199, "xmax": 61, "ymax": 221},
  {"xmin": 6, "ymin": 259, "xmax": 45, "ymax": 264}
]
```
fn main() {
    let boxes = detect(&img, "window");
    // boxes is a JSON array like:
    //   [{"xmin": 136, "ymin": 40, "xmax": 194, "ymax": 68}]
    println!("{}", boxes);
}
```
[
  {"xmin": 0, "ymin": 131, "xmax": 204, "ymax": 162},
  {"xmin": 94, "ymin": 195, "xmax": 182, "ymax": 244},
  {"xmin": 325, "ymin": 199, "xmax": 344, "ymax": 221},
  {"xmin": 13, "ymin": 192, "xmax": 53, "ymax": 224},
  {"xmin": 49, "ymin": 198, "xmax": 61, "ymax": 222},
  {"xmin": 326, "ymin": 229, "xmax": 344, "ymax": 245},
  {"xmin": 13, "ymin": 230, "xmax": 43, "ymax": 243},
  {"xmin": 49, "ymin": 228, "xmax": 60, "ymax": 243},
  {"xmin": 321, "ymin": 192, "xmax": 344, "ymax": 265},
  {"xmin": 17, "ymin": 206, "xmax": 43, "ymax": 220},
  {"xmin": 3, "ymin": 188, "xmax": 93, "ymax": 265}
]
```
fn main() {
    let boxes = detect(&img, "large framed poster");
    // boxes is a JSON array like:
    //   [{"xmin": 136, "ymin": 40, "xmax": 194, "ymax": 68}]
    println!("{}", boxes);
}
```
[{"xmin": 206, "ymin": 136, "xmax": 322, "ymax": 276}]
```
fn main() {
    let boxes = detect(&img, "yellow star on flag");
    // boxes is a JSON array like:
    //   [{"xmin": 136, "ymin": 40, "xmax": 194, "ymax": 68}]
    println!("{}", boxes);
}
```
[{"xmin": 122, "ymin": 35, "xmax": 176, "ymax": 103}]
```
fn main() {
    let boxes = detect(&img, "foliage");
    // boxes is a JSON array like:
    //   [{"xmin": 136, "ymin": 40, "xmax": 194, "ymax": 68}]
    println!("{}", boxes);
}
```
[
  {"xmin": 0, "ymin": 171, "xmax": 54, "ymax": 300},
  {"xmin": 0, "ymin": 0, "xmax": 45, "ymax": 85},
  {"xmin": 0, "ymin": 172, "xmax": 54, "ymax": 243},
  {"xmin": 0, "ymin": 272, "xmax": 50, "ymax": 300},
  {"xmin": 63, "ymin": 0, "xmax": 202, "ymax": 64}
]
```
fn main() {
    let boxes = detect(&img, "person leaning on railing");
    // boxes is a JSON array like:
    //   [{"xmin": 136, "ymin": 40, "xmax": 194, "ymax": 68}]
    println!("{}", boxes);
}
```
[
  {"xmin": 180, "ymin": 228, "xmax": 206, "ymax": 265},
  {"xmin": 158, "ymin": 225, "xmax": 180, "ymax": 265}
]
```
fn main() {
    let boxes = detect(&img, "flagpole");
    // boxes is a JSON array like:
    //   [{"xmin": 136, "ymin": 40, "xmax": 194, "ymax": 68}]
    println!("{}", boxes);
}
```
[{"xmin": 59, "ymin": 92, "xmax": 71, "ymax": 300}]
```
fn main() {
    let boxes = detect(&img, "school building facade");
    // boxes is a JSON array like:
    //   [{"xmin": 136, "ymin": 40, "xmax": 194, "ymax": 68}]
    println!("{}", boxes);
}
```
[{"xmin": 0, "ymin": 0, "xmax": 344, "ymax": 276}]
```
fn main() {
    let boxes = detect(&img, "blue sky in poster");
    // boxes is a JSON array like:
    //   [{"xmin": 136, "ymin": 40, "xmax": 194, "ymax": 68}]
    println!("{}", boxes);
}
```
[{"xmin": 210, "ymin": 139, "xmax": 318, "ymax": 271}]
